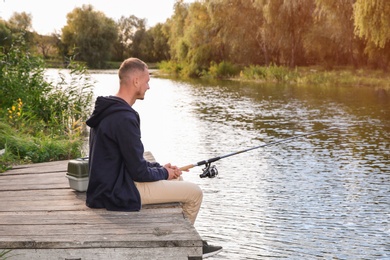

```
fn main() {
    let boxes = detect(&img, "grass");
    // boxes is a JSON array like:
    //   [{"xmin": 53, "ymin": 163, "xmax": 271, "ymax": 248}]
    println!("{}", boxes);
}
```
[
  {"xmin": 0, "ymin": 120, "xmax": 83, "ymax": 172},
  {"xmin": 0, "ymin": 249, "xmax": 12, "ymax": 259},
  {"xmin": 295, "ymin": 67, "xmax": 390, "ymax": 88},
  {"xmin": 0, "ymin": 38, "xmax": 93, "ymax": 173},
  {"xmin": 158, "ymin": 61, "xmax": 390, "ymax": 89}
]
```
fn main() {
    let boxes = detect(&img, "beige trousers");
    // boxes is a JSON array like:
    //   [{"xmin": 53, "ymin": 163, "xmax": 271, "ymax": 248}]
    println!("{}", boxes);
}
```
[{"xmin": 135, "ymin": 178, "xmax": 203, "ymax": 225}]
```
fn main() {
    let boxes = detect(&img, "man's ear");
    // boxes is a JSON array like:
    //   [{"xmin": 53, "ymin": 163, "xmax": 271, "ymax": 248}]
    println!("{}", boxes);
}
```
[{"xmin": 133, "ymin": 76, "xmax": 139, "ymax": 88}]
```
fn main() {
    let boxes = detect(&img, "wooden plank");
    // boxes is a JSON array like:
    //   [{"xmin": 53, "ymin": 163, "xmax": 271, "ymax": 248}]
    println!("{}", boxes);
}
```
[
  {"xmin": 0, "ymin": 171, "xmax": 69, "ymax": 191},
  {"xmin": 2, "ymin": 247, "xmax": 202, "ymax": 260},
  {"xmin": 0, "ymin": 209, "xmax": 184, "ymax": 224},
  {"xmin": 0, "ymin": 156, "xmax": 202, "ymax": 259},
  {"xmin": 2, "ymin": 160, "xmax": 68, "ymax": 175}
]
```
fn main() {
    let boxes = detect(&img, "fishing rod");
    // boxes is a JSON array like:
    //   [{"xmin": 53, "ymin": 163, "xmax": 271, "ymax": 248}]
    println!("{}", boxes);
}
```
[{"xmin": 179, "ymin": 127, "xmax": 336, "ymax": 178}]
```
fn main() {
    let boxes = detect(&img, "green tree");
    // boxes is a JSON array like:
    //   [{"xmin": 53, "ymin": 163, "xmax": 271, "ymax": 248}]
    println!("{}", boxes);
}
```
[
  {"xmin": 353, "ymin": 0, "xmax": 390, "ymax": 69},
  {"xmin": 206, "ymin": 0, "xmax": 266, "ymax": 66},
  {"xmin": 264, "ymin": 0, "xmax": 315, "ymax": 67},
  {"xmin": 167, "ymin": 0, "xmax": 190, "ymax": 61},
  {"xmin": 127, "ymin": 17, "xmax": 148, "ymax": 60},
  {"xmin": 113, "ymin": 15, "xmax": 146, "ymax": 61},
  {"xmin": 61, "ymin": 4, "xmax": 118, "ymax": 68},
  {"xmin": 8, "ymin": 12, "xmax": 33, "ymax": 32},
  {"xmin": 0, "ymin": 20, "xmax": 12, "ymax": 51},
  {"xmin": 5, "ymin": 12, "xmax": 35, "ymax": 49},
  {"xmin": 183, "ymin": 1, "xmax": 214, "ymax": 72},
  {"xmin": 147, "ymin": 23, "xmax": 170, "ymax": 61},
  {"xmin": 35, "ymin": 34, "xmax": 57, "ymax": 59},
  {"xmin": 354, "ymin": 0, "xmax": 390, "ymax": 48},
  {"xmin": 305, "ymin": 0, "xmax": 362, "ymax": 67}
]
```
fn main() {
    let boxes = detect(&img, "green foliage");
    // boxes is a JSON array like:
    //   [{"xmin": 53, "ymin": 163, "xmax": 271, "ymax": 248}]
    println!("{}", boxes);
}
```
[
  {"xmin": 0, "ymin": 20, "xmax": 13, "ymax": 50},
  {"xmin": 208, "ymin": 61, "xmax": 241, "ymax": 79},
  {"xmin": 296, "ymin": 68, "xmax": 390, "ymax": 87},
  {"xmin": 164, "ymin": 0, "xmax": 390, "ymax": 71},
  {"xmin": 0, "ymin": 39, "xmax": 93, "ymax": 172},
  {"xmin": 115, "ymin": 15, "xmax": 153, "ymax": 61},
  {"xmin": 42, "ymin": 62, "xmax": 94, "ymax": 136},
  {"xmin": 354, "ymin": 0, "xmax": 390, "ymax": 49},
  {"xmin": 180, "ymin": 62, "xmax": 202, "ymax": 78},
  {"xmin": 147, "ymin": 23, "xmax": 170, "ymax": 61},
  {"xmin": 240, "ymin": 65, "xmax": 268, "ymax": 80},
  {"xmin": 61, "ymin": 4, "xmax": 118, "ymax": 68},
  {"xmin": 240, "ymin": 64, "xmax": 298, "ymax": 83},
  {"xmin": 307, "ymin": 0, "xmax": 358, "ymax": 67},
  {"xmin": 0, "ymin": 249, "xmax": 12, "ymax": 259},
  {"xmin": 157, "ymin": 60, "xmax": 183, "ymax": 75},
  {"xmin": 0, "ymin": 38, "xmax": 49, "ymax": 113},
  {"xmin": 3, "ymin": 1, "xmax": 390, "ymax": 72},
  {"xmin": 0, "ymin": 120, "xmax": 82, "ymax": 172}
]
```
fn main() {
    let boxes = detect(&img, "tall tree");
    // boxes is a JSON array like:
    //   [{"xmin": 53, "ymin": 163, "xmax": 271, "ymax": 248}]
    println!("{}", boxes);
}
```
[
  {"xmin": 35, "ymin": 34, "xmax": 57, "ymax": 59},
  {"xmin": 353, "ymin": 0, "xmax": 390, "ymax": 70},
  {"xmin": 206, "ymin": 0, "xmax": 266, "ymax": 66},
  {"xmin": 264, "ymin": 0, "xmax": 315, "ymax": 67},
  {"xmin": 127, "ymin": 17, "xmax": 148, "ymax": 59},
  {"xmin": 167, "ymin": 0, "xmax": 190, "ymax": 61},
  {"xmin": 114, "ymin": 15, "xmax": 146, "ymax": 61},
  {"xmin": 306, "ymin": 0, "xmax": 360, "ymax": 67},
  {"xmin": 183, "ymin": 1, "xmax": 215, "ymax": 71},
  {"xmin": 61, "ymin": 4, "xmax": 118, "ymax": 68},
  {"xmin": 8, "ymin": 12, "xmax": 32, "ymax": 32},
  {"xmin": 6, "ymin": 12, "xmax": 35, "ymax": 48},
  {"xmin": 0, "ymin": 20, "xmax": 12, "ymax": 50},
  {"xmin": 147, "ymin": 23, "xmax": 170, "ymax": 61},
  {"xmin": 354, "ymin": 0, "xmax": 390, "ymax": 48}
]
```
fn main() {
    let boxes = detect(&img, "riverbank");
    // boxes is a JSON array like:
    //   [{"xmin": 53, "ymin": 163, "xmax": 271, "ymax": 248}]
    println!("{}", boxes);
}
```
[
  {"xmin": 290, "ymin": 66, "xmax": 390, "ymax": 88},
  {"xmin": 155, "ymin": 62, "xmax": 390, "ymax": 89}
]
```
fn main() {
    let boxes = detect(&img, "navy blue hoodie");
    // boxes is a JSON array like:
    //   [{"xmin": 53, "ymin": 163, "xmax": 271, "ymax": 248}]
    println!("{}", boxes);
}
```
[{"xmin": 85, "ymin": 96, "xmax": 168, "ymax": 211}]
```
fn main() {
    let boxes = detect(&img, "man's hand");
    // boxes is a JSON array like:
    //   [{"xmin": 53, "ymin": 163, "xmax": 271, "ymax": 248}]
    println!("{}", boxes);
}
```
[{"xmin": 164, "ymin": 163, "xmax": 183, "ymax": 180}]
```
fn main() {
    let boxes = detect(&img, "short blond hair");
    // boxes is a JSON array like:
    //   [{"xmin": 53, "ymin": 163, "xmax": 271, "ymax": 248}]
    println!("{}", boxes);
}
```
[{"xmin": 118, "ymin": 58, "xmax": 148, "ymax": 83}]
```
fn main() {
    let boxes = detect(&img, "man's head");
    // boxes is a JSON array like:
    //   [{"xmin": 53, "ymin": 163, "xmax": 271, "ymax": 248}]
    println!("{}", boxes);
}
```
[{"xmin": 118, "ymin": 58, "xmax": 150, "ymax": 103}]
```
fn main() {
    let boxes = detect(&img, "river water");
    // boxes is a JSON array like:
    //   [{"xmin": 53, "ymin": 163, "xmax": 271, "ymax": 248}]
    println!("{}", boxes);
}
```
[{"xmin": 57, "ymin": 69, "xmax": 390, "ymax": 259}]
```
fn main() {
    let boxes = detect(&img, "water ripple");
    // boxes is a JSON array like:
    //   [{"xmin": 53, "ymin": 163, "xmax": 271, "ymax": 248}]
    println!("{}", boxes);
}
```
[{"xmin": 91, "ymin": 74, "xmax": 390, "ymax": 259}]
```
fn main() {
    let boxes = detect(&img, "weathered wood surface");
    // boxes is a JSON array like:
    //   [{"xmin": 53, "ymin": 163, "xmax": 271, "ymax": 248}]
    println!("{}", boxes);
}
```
[{"xmin": 0, "ymin": 154, "xmax": 202, "ymax": 260}]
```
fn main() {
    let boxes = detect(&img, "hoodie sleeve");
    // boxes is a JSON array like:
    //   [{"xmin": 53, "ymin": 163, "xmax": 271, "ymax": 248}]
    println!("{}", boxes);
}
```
[{"xmin": 115, "ymin": 112, "xmax": 168, "ymax": 182}]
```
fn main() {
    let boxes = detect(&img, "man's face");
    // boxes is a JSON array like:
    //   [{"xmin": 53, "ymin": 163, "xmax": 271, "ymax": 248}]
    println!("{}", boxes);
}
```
[{"xmin": 136, "ymin": 69, "xmax": 150, "ymax": 100}]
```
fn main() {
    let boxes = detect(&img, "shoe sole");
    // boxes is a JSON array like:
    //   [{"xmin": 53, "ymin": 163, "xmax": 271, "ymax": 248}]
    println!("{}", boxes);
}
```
[{"xmin": 203, "ymin": 248, "xmax": 223, "ymax": 258}]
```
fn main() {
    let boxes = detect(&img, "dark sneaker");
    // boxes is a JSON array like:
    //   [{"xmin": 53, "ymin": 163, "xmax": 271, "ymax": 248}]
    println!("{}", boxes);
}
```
[{"xmin": 202, "ymin": 240, "xmax": 222, "ymax": 258}]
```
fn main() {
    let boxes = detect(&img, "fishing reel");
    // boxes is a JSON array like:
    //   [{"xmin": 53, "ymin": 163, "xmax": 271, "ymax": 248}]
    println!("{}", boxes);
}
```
[{"xmin": 199, "ymin": 163, "xmax": 219, "ymax": 178}]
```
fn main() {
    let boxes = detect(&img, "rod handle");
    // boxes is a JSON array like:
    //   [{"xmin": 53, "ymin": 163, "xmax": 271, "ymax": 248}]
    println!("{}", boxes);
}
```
[{"xmin": 179, "ymin": 164, "xmax": 195, "ymax": 171}]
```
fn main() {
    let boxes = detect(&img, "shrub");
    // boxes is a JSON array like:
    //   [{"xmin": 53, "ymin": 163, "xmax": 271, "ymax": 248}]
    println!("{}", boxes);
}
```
[
  {"xmin": 240, "ymin": 64, "xmax": 298, "ymax": 83},
  {"xmin": 240, "ymin": 65, "xmax": 268, "ymax": 80},
  {"xmin": 0, "ymin": 37, "xmax": 93, "ymax": 172},
  {"xmin": 157, "ymin": 60, "xmax": 183, "ymax": 75},
  {"xmin": 208, "ymin": 61, "xmax": 240, "ymax": 79}
]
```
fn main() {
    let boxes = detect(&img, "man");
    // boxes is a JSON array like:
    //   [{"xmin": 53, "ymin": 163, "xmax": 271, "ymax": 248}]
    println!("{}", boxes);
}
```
[{"xmin": 86, "ymin": 57, "xmax": 222, "ymax": 258}]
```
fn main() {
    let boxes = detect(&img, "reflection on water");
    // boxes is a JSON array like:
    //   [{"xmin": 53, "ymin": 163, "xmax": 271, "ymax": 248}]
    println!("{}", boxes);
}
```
[{"xmin": 87, "ymin": 70, "xmax": 389, "ymax": 259}]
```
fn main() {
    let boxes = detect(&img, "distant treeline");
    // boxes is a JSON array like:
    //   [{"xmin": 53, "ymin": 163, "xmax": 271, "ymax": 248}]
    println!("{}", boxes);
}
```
[{"xmin": 1, "ymin": 0, "xmax": 389, "ymax": 74}]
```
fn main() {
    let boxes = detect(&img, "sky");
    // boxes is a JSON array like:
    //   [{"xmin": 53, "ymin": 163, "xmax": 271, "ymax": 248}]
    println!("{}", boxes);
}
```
[{"xmin": 0, "ymin": 0, "xmax": 191, "ymax": 35}]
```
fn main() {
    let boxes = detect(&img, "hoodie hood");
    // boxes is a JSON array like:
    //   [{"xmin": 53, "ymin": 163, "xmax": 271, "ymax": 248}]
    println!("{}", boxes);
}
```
[{"xmin": 86, "ymin": 96, "xmax": 134, "ymax": 128}]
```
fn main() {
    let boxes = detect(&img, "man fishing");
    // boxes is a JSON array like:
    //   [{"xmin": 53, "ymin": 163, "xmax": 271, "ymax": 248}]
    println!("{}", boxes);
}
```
[{"xmin": 85, "ymin": 57, "xmax": 222, "ymax": 258}]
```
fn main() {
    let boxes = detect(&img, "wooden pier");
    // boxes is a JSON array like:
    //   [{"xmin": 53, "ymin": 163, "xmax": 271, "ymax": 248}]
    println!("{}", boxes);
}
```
[{"xmin": 0, "ymin": 156, "xmax": 202, "ymax": 259}]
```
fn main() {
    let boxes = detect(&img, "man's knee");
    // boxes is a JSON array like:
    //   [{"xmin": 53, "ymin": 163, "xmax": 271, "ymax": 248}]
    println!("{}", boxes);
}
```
[{"xmin": 191, "ymin": 183, "xmax": 203, "ymax": 201}]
